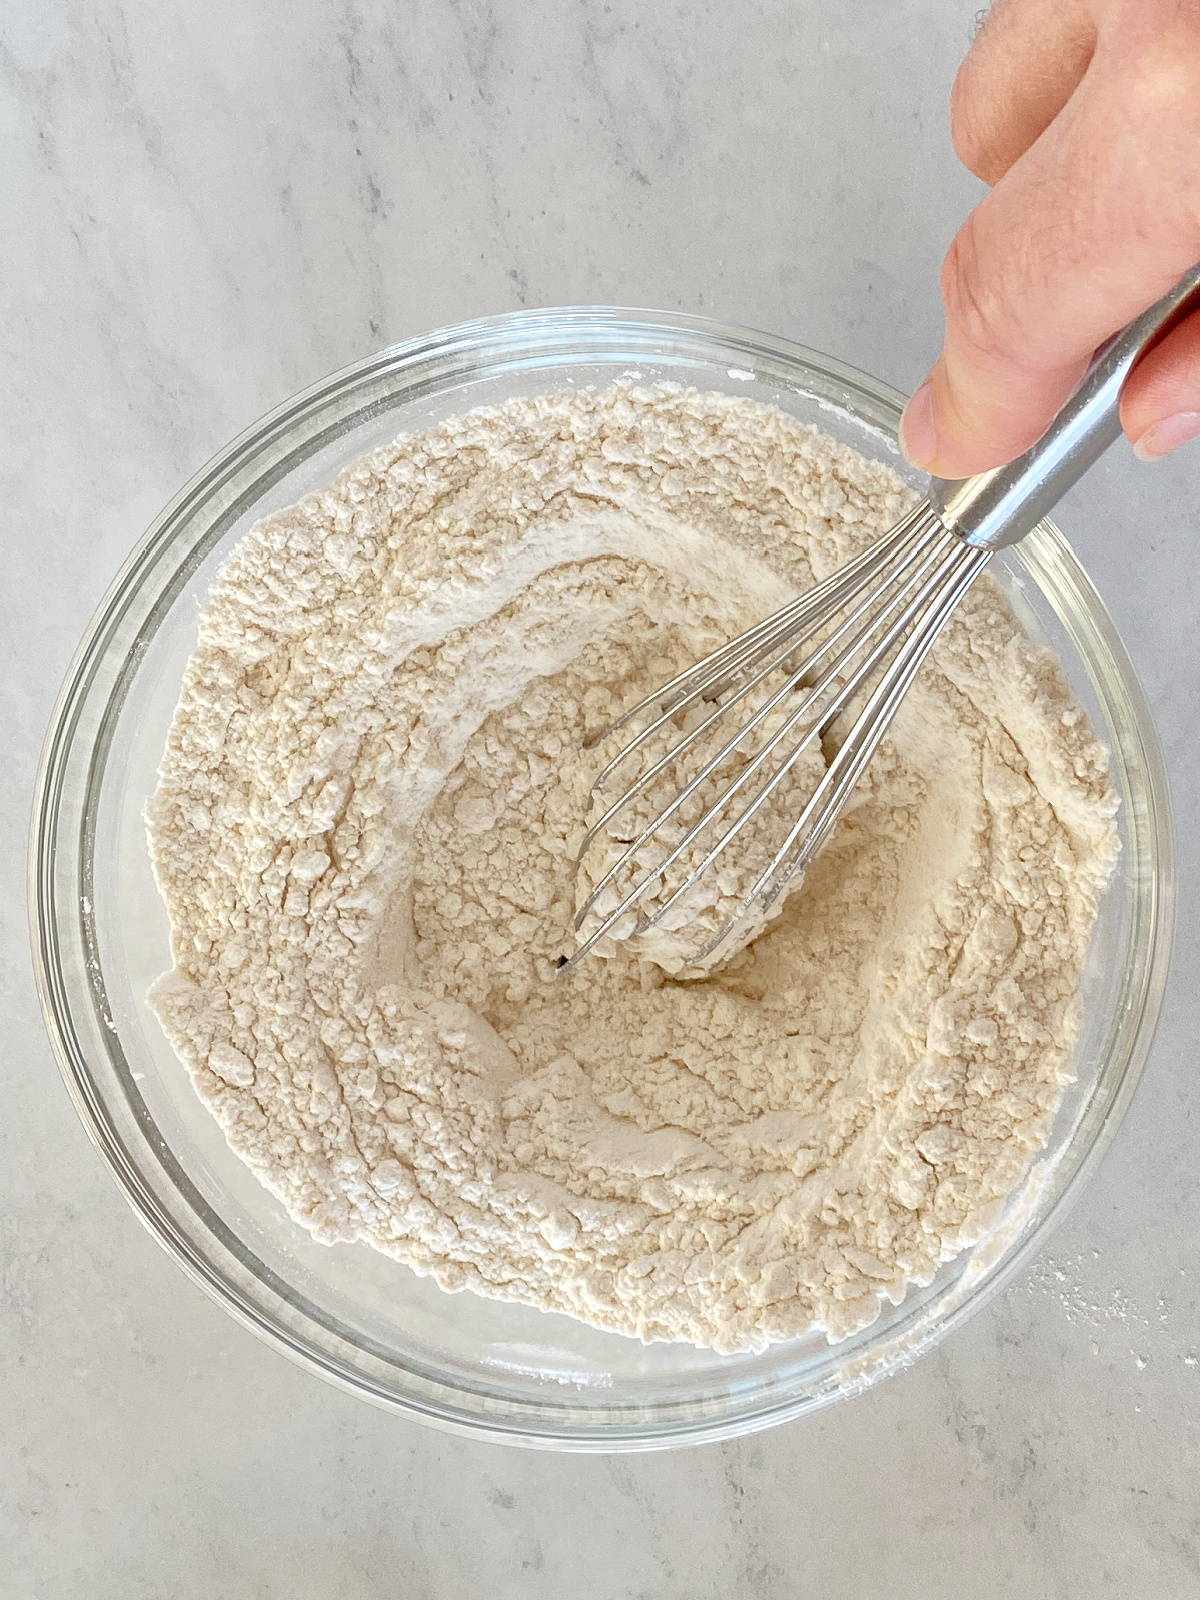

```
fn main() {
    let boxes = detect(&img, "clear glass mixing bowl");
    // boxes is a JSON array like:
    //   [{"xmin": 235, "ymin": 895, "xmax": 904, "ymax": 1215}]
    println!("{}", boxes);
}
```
[{"xmin": 30, "ymin": 309, "xmax": 1175, "ymax": 1450}]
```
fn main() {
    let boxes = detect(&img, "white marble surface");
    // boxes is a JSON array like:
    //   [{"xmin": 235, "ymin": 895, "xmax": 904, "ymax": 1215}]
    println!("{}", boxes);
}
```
[{"xmin": 3, "ymin": 2, "xmax": 1199, "ymax": 1594}]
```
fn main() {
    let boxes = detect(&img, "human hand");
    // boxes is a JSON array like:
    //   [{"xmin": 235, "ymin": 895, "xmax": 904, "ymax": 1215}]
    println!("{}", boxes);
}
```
[{"xmin": 900, "ymin": 0, "xmax": 1200, "ymax": 478}]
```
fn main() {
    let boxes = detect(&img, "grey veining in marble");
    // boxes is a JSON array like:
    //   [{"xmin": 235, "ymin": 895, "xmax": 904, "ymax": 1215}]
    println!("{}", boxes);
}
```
[{"xmin": 3, "ymin": 2, "xmax": 1198, "ymax": 1595}]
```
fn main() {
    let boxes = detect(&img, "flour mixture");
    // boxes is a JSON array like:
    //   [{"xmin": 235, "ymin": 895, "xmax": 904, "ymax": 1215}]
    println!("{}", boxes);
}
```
[{"xmin": 147, "ymin": 385, "xmax": 1119, "ymax": 1351}]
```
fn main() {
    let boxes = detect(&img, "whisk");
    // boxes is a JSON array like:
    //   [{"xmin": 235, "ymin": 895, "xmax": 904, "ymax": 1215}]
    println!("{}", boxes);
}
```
[{"xmin": 565, "ymin": 267, "xmax": 1200, "ymax": 975}]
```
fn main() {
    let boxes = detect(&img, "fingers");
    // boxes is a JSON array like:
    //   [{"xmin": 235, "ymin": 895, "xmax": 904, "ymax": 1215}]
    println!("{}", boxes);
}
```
[
  {"xmin": 1121, "ymin": 310, "xmax": 1200, "ymax": 459},
  {"xmin": 952, "ymin": 0, "xmax": 1097, "ymax": 184},
  {"xmin": 902, "ymin": 14, "xmax": 1200, "ymax": 478}
]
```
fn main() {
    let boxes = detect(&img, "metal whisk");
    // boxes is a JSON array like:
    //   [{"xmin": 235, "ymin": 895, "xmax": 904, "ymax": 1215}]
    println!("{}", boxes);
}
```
[{"xmin": 565, "ymin": 267, "xmax": 1200, "ymax": 974}]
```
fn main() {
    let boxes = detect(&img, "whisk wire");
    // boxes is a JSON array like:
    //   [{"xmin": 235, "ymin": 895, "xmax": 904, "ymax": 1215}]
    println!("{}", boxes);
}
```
[
  {"xmin": 587, "ymin": 504, "xmax": 930, "ymax": 787},
  {"xmin": 571, "ymin": 516, "xmax": 959, "ymax": 943},
  {"xmin": 682, "ymin": 540, "xmax": 991, "ymax": 970},
  {"xmin": 630, "ymin": 526, "xmax": 975, "ymax": 943},
  {"xmin": 565, "ymin": 514, "xmax": 994, "ymax": 972},
  {"xmin": 576, "ymin": 514, "xmax": 944, "ymax": 872}
]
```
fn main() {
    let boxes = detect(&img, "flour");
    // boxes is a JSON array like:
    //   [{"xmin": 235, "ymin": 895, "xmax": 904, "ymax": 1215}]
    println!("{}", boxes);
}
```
[{"xmin": 146, "ymin": 385, "xmax": 1119, "ymax": 1352}]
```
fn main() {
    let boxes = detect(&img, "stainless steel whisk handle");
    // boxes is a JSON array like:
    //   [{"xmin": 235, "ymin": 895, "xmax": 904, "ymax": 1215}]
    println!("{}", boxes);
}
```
[{"xmin": 928, "ymin": 264, "xmax": 1200, "ymax": 551}]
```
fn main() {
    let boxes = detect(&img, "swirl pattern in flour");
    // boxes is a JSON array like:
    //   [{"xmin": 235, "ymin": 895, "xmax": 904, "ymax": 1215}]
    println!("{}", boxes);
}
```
[{"xmin": 147, "ymin": 385, "xmax": 1118, "ymax": 1351}]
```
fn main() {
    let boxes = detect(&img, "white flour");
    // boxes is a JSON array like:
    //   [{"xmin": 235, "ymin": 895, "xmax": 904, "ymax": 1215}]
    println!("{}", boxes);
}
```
[{"xmin": 147, "ymin": 385, "xmax": 1118, "ymax": 1352}]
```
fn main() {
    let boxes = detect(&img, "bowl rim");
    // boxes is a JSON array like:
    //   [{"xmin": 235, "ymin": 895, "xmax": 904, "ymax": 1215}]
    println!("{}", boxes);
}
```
[{"xmin": 28, "ymin": 305, "xmax": 1176, "ymax": 1449}]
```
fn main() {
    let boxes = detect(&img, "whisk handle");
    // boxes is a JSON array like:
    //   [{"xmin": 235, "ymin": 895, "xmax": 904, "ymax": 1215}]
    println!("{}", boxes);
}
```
[{"xmin": 928, "ymin": 264, "xmax": 1200, "ymax": 550}]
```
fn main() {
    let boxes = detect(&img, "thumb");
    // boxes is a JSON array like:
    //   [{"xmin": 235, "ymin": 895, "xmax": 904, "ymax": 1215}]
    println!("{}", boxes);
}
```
[{"xmin": 902, "ymin": 20, "xmax": 1200, "ymax": 478}]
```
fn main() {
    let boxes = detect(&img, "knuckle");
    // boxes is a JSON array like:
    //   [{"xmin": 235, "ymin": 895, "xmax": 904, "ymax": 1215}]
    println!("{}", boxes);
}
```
[
  {"xmin": 1110, "ymin": 32, "xmax": 1200, "ymax": 240},
  {"xmin": 949, "ymin": 0, "xmax": 1026, "ymax": 185},
  {"xmin": 949, "ymin": 61, "xmax": 999, "ymax": 182},
  {"xmin": 1119, "ymin": 33, "xmax": 1200, "ymax": 129}
]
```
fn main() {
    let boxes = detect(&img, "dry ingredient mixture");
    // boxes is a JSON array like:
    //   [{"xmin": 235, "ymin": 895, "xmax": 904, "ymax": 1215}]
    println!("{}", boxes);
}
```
[{"xmin": 147, "ymin": 385, "xmax": 1119, "ymax": 1352}]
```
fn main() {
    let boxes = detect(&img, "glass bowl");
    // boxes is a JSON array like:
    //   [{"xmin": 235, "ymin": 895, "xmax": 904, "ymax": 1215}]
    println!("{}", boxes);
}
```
[{"xmin": 30, "ymin": 308, "xmax": 1174, "ymax": 1450}]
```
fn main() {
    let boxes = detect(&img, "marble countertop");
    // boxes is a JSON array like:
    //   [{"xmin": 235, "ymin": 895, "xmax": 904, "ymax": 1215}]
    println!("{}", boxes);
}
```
[{"xmin": 4, "ymin": 2, "xmax": 1198, "ymax": 1594}]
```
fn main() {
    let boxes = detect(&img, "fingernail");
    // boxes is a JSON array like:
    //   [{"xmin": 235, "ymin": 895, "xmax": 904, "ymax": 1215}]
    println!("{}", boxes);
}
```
[
  {"xmin": 1132, "ymin": 411, "xmax": 1200, "ymax": 461},
  {"xmin": 900, "ymin": 380, "xmax": 938, "ymax": 469}
]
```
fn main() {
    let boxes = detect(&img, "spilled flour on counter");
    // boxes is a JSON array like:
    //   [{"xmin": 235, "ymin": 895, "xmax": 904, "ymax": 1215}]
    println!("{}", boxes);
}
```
[{"xmin": 147, "ymin": 385, "xmax": 1119, "ymax": 1351}]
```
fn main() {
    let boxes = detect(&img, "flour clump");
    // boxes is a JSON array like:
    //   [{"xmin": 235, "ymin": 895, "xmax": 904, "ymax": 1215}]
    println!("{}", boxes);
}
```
[{"xmin": 146, "ymin": 385, "xmax": 1119, "ymax": 1352}]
